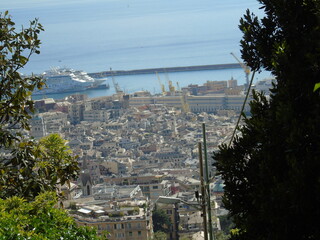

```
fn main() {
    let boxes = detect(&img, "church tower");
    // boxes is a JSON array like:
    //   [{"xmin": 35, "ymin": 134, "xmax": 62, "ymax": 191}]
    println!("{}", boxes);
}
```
[{"xmin": 80, "ymin": 172, "xmax": 93, "ymax": 197}]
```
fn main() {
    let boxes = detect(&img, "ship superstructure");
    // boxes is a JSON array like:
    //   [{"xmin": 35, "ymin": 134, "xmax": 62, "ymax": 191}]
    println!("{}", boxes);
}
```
[{"xmin": 33, "ymin": 67, "xmax": 105, "ymax": 95}]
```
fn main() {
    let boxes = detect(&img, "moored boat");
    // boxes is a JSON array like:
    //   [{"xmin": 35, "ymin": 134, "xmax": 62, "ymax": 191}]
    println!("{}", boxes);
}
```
[{"xmin": 33, "ymin": 67, "xmax": 106, "ymax": 95}]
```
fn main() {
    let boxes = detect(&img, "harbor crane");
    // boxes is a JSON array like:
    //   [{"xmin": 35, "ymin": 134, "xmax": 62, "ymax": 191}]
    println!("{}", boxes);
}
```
[
  {"xmin": 176, "ymin": 82, "xmax": 181, "ymax": 91},
  {"xmin": 164, "ymin": 71, "xmax": 175, "ymax": 94},
  {"xmin": 230, "ymin": 52, "xmax": 251, "ymax": 90},
  {"xmin": 156, "ymin": 72, "xmax": 166, "ymax": 95},
  {"xmin": 168, "ymin": 80, "xmax": 175, "ymax": 94}
]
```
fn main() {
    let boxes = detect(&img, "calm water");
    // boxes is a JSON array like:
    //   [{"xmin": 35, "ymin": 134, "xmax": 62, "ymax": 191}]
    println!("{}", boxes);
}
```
[
  {"xmin": 31, "ymin": 69, "xmax": 272, "ymax": 100},
  {"xmin": 2, "ymin": 0, "xmax": 268, "ymax": 99}
]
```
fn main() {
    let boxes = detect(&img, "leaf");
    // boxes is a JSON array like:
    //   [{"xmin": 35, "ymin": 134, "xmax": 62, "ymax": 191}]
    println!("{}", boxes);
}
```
[
  {"xmin": 313, "ymin": 82, "xmax": 320, "ymax": 92},
  {"xmin": 19, "ymin": 56, "xmax": 28, "ymax": 65}
]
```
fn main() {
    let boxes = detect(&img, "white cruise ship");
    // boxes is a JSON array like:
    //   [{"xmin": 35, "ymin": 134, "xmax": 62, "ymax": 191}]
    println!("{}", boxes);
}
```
[{"xmin": 33, "ymin": 67, "xmax": 105, "ymax": 95}]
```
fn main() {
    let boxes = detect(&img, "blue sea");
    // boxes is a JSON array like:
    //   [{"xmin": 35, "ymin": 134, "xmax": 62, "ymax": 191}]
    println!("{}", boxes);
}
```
[{"xmin": 2, "ymin": 0, "xmax": 271, "ymax": 99}]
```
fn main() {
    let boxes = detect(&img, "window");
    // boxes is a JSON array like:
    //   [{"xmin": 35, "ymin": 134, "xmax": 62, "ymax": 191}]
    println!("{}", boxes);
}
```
[
  {"xmin": 152, "ymin": 185, "xmax": 158, "ymax": 189},
  {"xmin": 138, "ymin": 231, "xmax": 142, "ymax": 236},
  {"xmin": 116, "ymin": 233, "xmax": 124, "ymax": 238},
  {"xmin": 129, "ymin": 232, "xmax": 133, "ymax": 237},
  {"xmin": 127, "ymin": 223, "xmax": 131, "ymax": 229}
]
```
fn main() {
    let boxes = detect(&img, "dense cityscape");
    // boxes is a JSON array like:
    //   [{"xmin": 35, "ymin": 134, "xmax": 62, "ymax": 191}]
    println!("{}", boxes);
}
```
[{"xmin": 28, "ymin": 78, "xmax": 273, "ymax": 239}]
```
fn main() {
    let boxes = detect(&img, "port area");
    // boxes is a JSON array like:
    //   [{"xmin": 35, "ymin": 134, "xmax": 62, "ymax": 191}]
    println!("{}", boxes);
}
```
[{"xmin": 88, "ymin": 63, "xmax": 241, "ymax": 78}]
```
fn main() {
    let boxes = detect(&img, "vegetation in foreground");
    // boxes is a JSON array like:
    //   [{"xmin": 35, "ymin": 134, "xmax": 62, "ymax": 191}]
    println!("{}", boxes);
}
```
[
  {"xmin": 0, "ymin": 11, "xmax": 106, "ymax": 239},
  {"xmin": 0, "ymin": 192, "xmax": 107, "ymax": 239},
  {"xmin": 214, "ymin": 1, "xmax": 320, "ymax": 239}
]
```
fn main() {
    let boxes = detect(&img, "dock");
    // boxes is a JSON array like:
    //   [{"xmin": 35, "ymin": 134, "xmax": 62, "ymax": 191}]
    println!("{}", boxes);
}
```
[{"xmin": 88, "ymin": 63, "xmax": 241, "ymax": 78}]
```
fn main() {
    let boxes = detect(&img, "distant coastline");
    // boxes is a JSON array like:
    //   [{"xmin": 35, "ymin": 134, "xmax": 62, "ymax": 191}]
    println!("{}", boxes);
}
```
[{"xmin": 32, "ymin": 65, "xmax": 265, "ymax": 101}]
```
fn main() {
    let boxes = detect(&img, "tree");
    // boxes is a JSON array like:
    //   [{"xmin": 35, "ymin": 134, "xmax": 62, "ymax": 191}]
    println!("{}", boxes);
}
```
[
  {"xmin": 0, "ymin": 11, "xmax": 44, "ymax": 145},
  {"xmin": 214, "ymin": 231, "xmax": 230, "ymax": 240},
  {"xmin": 218, "ymin": 214, "xmax": 234, "ymax": 235},
  {"xmin": 152, "ymin": 208, "xmax": 171, "ymax": 233},
  {"xmin": 0, "ymin": 10, "xmax": 93, "ymax": 239},
  {"xmin": 0, "ymin": 192, "xmax": 107, "ymax": 239},
  {"xmin": 214, "ymin": 1, "xmax": 320, "ymax": 240},
  {"xmin": 0, "ymin": 133, "xmax": 80, "ymax": 200},
  {"xmin": 37, "ymin": 134, "xmax": 79, "ymax": 195},
  {"xmin": 153, "ymin": 231, "xmax": 167, "ymax": 240},
  {"xmin": 0, "ymin": 12, "xmax": 79, "ymax": 201}
]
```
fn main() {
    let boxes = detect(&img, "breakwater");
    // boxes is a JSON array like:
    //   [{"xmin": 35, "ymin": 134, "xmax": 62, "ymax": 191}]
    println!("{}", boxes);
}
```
[{"xmin": 88, "ymin": 63, "xmax": 241, "ymax": 78}]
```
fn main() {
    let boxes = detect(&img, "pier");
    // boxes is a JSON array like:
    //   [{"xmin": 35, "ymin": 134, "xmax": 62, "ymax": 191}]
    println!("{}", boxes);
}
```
[{"xmin": 88, "ymin": 63, "xmax": 241, "ymax": 78}]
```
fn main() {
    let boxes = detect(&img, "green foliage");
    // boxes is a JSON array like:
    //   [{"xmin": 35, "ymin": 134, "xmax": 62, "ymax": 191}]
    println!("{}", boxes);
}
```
[
  {"xmin": 0, "ymin": 12, "xmax": 79, "ymax": 201},
  {"xmin": 109, "ymin": 211, "xmax": 124, "ymax": 217},
  {"xmin": 214, "ymin": 1, "xmax": 320, "ymax": 240},
  {"xmin": 0, "ymin": 11, "xmax": 44, "ymax": 145},
  {"xmin": 0, "ymin": 11, "xmax": 44, "ymax": 200},
  {"xmin": 214, "ymin": 231, "xmax": 230, "ymax": 240},
  {"xmin": 0, "ymin": 192, "xmax": 107, "ymax": 239},
  {"xmin": 0, "ymin": 133, "xmax": 79, "ymax": 200},
  {"xmin": 152, "ymin": 208, "xmax": 171, "ymax": 233},
  {"xmin": 37, "ymin": 134, "xmax": 79, "ymax": 192},
  {"xmin": 179, "ymin": 236, "xmax": 192, "ymax": 240},
  {"xmin": 153, "ymin": 231, "xmax": 167, "ymax": 240},
  {"xmin": 218, "ymin": 214, "xmax": 235, "ymax": 235},
  {"xmin": 70, "ymin": 202, "xmax": 78, "ymax": 210},
  {"xmin": 139, "ymin": 203, "xmax": 147, "ymax": 208}
]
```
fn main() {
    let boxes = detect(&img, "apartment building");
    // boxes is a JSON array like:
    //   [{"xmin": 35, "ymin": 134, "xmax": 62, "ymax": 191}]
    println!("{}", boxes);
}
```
[
  {"xmin": 30, "ymin": 115, "xmax": 47, "ymax": 139},
  {"xmin": 152, "ymin": 150, "xmax": 187, "ymax": 167},
  {"xmin": 99, "ymin": 160, "xmax": 127, "ymax": 176},
  {"xmin": 156, "ymin": 203, "xmax": 180, "ymax": 240},
  {"xmin": 104, "ymin": 175, "xmax": 171, "ymax": 201},
  {"xmin": 68, "ymin": 102, "xmax": 85, "ymax": 124},
  {"xmin": 83, "ymin": 109, "xmax": 110, "ymax": 122},
  {"xmin": 129, "ymin": 94, "xmax": 250, "ymax": 113},
  {"xmin": 71, "ymin": 202, "xmax": 152, "ymax": 240}
]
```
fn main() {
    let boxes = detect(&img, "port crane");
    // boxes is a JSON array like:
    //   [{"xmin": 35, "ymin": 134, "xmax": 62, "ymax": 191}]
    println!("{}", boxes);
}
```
[
  {"xmin": 176, "ymin": 82, "xmax": 181, "ymax": 91},
  {"xmin": 230, "ymin": 52, "xmax": 251, "ymax": 90},
  {"xmin": 168, "ymin": 81, "xmax": 175, "ymax": 94},
  {"xmin": 156, "ymin": 72, "xmax": 166, "ymax": 95},
  {"xmin": 176, "ymin": 81, "xmax": 190, "ymax": 113},
  {"xmin": 164, "ymin": 71, "xmax": 175, "ymax": 94}
]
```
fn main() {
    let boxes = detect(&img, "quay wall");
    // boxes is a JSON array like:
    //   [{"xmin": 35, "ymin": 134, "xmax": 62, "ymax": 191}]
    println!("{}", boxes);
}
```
[{"xmin": 88, "ymin": 63, "xmax": 241, "ymax": 78}]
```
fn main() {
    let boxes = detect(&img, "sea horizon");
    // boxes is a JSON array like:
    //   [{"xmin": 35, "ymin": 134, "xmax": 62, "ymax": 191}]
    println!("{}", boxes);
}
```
[
  {"xmin": 2, "ymin": 0, "xmax": 264, "ymax": 75},
  {"xmin": 2, "ymin": 0, "xmax": 269, "ymax": 100}
]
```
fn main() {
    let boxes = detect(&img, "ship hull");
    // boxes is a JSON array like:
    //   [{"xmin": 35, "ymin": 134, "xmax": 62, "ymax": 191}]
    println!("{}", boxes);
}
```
[{"xmin": 32, "ymin": 68, "xmax": 106, "ymax": 95}]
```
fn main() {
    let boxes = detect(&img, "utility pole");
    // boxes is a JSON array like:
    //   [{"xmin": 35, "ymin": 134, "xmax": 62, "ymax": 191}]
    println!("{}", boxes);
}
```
[
  {"xmin": 198, "ymin": 142, "xmax": 208, "ymax": 240},
  {"xmin": 202, "ymin": 123, "xmax": 214, "ymax": 240}
]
